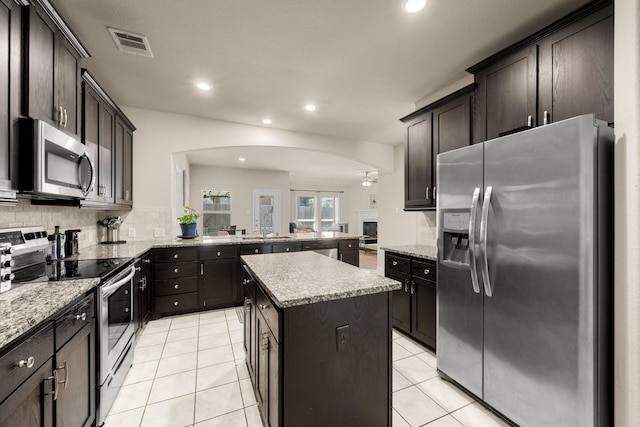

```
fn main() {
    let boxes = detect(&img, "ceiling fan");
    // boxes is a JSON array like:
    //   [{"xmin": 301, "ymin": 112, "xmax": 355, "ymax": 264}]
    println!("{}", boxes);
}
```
[{"xmin": 361, "ymin": 171, "xmax": 378, "ymax": 187}]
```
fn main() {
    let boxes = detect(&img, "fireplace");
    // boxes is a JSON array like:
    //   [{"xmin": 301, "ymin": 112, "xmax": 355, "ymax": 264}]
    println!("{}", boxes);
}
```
[{"xmin": 363, "ymin": 221, "xmax": 378, "ymax": 239}]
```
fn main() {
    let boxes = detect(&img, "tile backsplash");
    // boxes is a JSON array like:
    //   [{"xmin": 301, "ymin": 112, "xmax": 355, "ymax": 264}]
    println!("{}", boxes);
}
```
[
  {"xmin": 0, "ymin": 200, "xmax": 174, "ymax": 250},
  {"xmin": 417, "ymin": 211, "xmax": 437, "ymax": 246}
]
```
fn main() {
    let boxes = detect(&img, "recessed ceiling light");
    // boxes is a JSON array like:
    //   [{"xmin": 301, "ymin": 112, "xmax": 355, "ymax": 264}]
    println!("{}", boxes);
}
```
[
  {"xmin": 262, "ymin": 119, "xmax": 272, "ymax": 125},
  {"xmin": 196, "ymin": 82, "xmax": 211, "ymax": 91},
  {"xmin": 304, "ymin": 104, "xmax": 317, "ymax": 111},
  {"xmin": 402, "ymin": 0, "xmax": 426, "ymax": 13},
  {"xmin": 239, "ymin": 157, "xmax": 246, "ymax": 162}
]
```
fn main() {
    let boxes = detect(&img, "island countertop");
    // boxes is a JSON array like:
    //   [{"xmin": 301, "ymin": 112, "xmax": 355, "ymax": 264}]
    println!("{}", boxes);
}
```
[{"xmin": 241, "ymin": 251, "xmax": 401, "ymax": 308}]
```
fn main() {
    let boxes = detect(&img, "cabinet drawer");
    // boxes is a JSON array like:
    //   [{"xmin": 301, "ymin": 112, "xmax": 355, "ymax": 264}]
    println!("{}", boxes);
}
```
[
  {"xmin": 153, "ymin": 247, "xmax": 198, "ymax": 263},
  {"xmin": 272, "ymin": 241, "xmax": 302, "ymax": 253},
  {"xmin": 155, "ymin": 293, "xmax": 198, "ymax": 315},
  {"xmin": 412, "ymin": 260, "xmax": 436, "ymax": 282},
  {"xmin": 240, "ymin": 244, "xmax": 272, "ymax": 255},
  {"xmin": 256, "ymin": 286, "xmax": 280, "ymax": 343},
  {"xmin": 199, "ymin": 246, "xmax": 237, "ymax": 260},
  {"xmin": 302, "ymin": 240, "xmax": 337, "ymax": 251},
  {"xmin": 385, "ymin": 254, "xmax": 410, "ymax": 275},
  {"xmin": 154, "ymin": 261, "xmax": 198, "ymax": 279},
  {"xmin": 0, "ymin": 322, "xmax": 54, "ymax": 401},
  {"xmin": 338, "ymin": 239, "xmax": 358, "ymax": 251},
  {"xmin": 155, "ymin": 277, "xmax": 198, "ymax": 296},
  {"xmin": 55, "ymin": 293, "xmax": 95, "ymax": 351}
]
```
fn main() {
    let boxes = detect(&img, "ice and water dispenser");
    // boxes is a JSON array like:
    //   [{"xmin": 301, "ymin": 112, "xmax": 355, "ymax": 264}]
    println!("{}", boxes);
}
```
[{"xmin": 441, "ymin": 210, "xmax": 471, "ymax": 267}]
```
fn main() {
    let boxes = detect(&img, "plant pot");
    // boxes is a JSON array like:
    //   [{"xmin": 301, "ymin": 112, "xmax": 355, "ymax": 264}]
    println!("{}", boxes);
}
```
[{"xmin": 179, "ymin": 223, "xmax": 197, "ymax": 237}]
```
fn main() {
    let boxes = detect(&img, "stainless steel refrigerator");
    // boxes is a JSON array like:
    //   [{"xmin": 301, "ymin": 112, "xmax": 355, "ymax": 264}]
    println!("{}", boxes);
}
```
[{"xmin": 436, "ymin": 114, "xmax": 613, "ymax": 426}]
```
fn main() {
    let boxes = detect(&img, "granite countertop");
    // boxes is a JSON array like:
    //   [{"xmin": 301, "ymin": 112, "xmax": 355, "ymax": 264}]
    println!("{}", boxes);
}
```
[
  {"xmin": 0, "ymin": 277, "xmax": 100, "ymax": 350},
  {"xmin": 381, "ymin": 245, "xmax": 438, "ymax": 261},
  {"xmin": 73, "ymin": 232, "xmax": 360, "ymax": 260},
  {"xmin": 0, "ymin": 232, "xmax": 361, "ymax": 351},
  {"xmin": 241, "ymin": 251, "xmax": 401, "ymax": 309}
]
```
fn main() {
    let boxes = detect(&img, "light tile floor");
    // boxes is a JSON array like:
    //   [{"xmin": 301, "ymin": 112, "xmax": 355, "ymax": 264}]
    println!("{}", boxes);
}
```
[{"xmin": 104, "ymin": 308, "xmax": 511, "ymax": 427}]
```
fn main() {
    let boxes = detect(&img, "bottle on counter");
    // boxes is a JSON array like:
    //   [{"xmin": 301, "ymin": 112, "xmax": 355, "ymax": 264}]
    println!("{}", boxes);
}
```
[
  {"xmin": 48, "ymin": 235, "xmax": 57, "ymax": 260},
  {"xmin": 54, "ymin": 226, "xmax": 65, "ymax": 259}
]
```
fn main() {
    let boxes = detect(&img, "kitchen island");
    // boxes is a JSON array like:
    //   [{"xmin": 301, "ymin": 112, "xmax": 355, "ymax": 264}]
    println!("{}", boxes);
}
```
[{"xmin": 241, "ymin": 251, "xmax": 400, "ymax": 427}]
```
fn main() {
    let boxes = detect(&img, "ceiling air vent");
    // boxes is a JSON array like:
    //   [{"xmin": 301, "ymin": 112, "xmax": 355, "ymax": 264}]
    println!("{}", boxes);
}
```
[{"xmin": 108, "ymin": 27, "xmax": 153, "ymax": 58}]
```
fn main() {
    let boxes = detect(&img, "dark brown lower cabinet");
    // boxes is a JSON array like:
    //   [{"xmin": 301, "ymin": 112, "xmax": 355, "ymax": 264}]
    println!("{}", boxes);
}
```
[
  {"xmin": 385, "ymin": 252, "xmax": 437, "ymax": 349},
  {"xmin": 0, "ymin": 358, "xmax": 54, "ymax": 427},
  {"xmin": 134, "ymin": 252, "xmax": 151, "ymax": 335},
  {"xmin": 0, "ymin": 293, "xmax": 95, "ymax": 427},
  {"xmin": 245, "ymin": 269, "xmax": 392, "ymax": 427}
]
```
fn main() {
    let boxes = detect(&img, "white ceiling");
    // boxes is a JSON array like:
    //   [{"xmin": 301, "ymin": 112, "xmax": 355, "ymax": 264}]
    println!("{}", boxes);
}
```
[{"xmin": 54, "ymin": 0, "xmax": 589, "ymax": 185}]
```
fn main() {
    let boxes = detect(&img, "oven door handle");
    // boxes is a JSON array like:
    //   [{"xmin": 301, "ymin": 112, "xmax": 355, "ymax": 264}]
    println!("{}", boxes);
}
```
[{"xmin": 101, "ymin": 266, "xmax": 136, "ymax": 298}]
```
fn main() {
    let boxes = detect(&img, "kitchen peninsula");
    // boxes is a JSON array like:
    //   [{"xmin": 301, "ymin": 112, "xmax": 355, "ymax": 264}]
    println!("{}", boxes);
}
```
[{"xmin": 241, "ymin": 251, "xmax": 400, "ymax": 427}]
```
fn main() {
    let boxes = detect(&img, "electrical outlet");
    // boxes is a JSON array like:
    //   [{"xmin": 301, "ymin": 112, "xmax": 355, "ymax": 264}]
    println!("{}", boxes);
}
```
[
  {"xmin": 153, "ymin": 228, "xmax": 165, "ymax": 238},
  {"xmin": 128, "ymin": 228, "xmax": 136, "ymax": 238},
  {"xmin": 336, "ymin": 324, "xmax": 350, "ymax": 352}
]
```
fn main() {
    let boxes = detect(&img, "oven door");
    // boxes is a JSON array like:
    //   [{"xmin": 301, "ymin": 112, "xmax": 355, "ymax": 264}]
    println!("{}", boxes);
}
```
[{"xmin": 99, "ymin": 265, "xmax": 135, "ymax": 382}]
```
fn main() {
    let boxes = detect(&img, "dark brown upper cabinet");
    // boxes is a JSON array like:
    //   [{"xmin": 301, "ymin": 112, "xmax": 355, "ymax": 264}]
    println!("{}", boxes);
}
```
[
  {"xmin": 22, "ymin": 3, "xmax": 89, "ymax": 137},
  {"xmin": 401, "ymin": 85, "xmax": 474, "ymax": 211},
  {"xmin": 469, "ymin": 0, "xmax": 613, "ymax": 143}
]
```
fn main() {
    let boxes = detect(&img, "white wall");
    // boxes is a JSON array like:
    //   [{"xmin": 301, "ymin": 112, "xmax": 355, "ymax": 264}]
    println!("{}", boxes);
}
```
[
  {"xmin": 614, "ymin": 0, "xmax": 640, "ymax": 424},
  {"xmin": 189, "ymin": 165, "xmax": 290, "ymax": 235}
]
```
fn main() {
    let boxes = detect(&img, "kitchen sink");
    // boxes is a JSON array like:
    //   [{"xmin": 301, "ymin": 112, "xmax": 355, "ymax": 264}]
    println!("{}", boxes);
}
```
[{"xmin": 240, "ymin": 236, "xmax": 291, "ymax": 240}]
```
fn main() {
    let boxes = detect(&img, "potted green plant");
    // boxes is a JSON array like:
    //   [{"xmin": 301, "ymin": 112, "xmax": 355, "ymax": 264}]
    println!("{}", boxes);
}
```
[{"xmin": 177, "ymin": 206, "xmax": 199, "ymax": 237}]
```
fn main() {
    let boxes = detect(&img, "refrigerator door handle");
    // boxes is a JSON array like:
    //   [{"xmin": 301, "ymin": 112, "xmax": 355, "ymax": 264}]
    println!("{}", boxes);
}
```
[
  {"xmin": 480, "ymin": 186, "xmax": 493, "ymax": 297},
  {"xmin": 468, "ymin": 187, "xmax": 481, "ymax": 294}
]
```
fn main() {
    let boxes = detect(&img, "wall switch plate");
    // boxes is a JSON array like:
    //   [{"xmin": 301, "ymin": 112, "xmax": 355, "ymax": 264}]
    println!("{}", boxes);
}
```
[
  {"xmin": 154, "ymin": 228, "xmax": 165, "ymax": 238},
  {"xmin": 128, "ymin": 228, "xmax": 136, "ymax": 238},
  {"xmin": 336, "ymin": 324, "xmax": 351, "ymax": 352}
]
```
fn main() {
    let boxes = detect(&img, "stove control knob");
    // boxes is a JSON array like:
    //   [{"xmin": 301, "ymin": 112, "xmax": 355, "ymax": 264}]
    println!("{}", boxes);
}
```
[
  {"xmin": 0, "ymin": 245, "xmax": 13, "ymax": 255},
  {"xmin": 2, "ymin": 273, "xmax": 15, "ymax": 281},
  {"xmin": 1, "ymin": 260, "xmax": 14, "ymax": 268}
]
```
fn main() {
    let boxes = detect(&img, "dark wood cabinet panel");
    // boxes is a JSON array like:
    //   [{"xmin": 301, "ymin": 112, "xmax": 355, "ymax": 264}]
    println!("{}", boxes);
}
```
[
  {"xmin": 469, "ymin": 0, "xmax": 613, "ymax": 143},
  {"xmin": 271, "ymin": 241, "xmax": 302, "ymax": 253},
  {"xmin": 385, "ymin": 253, "xmax": 437, "ymax": 349},
  {"xmin": 153, "ymin": 247, "xmax": 198, "ymax": 263},
  {"xmin": 411, "ymin": 277, "xmax": 436, "ymax": 348},
  {"xmin": 402, "ymin": 85, "xmax": 474, "ymax": 210},
  {"xmin": 0, "ymin": 2, "xmax": 9, "ymax": 187},
  {"xmin": 23, "ymin": 5, "xmax": 82, "ymax": 135},
  {"xmin": 0, "ymin": 358, "xmax": 54, "ymax": 427},
  {"xmin": 134, "ymin": 254, "xmax": 151, "ymax": 334},
  {"xmin": 482, "ymin": 46, "xmax": 538, "ymax": 141},
  {"xmin": 538, "ymin": 5, "xmax": 613, "ymax": 125},
  {"xmin": 114, "ymin": 117, "xmax": 133, "ymax": 206},
  {"xmin": 199, "ymin": 257, "xmax": 238, "ymax": 308},
  {"xmin": 404, "ymin": 116, "xmax": 432, "ymax": 209},
  {"xmin": 155, "ymin": 292, "xmax": 198, "ymax": 315},
  {"xmin": 255, "ymin": 309, "xmax": 280, "ymax": 427},
  {"xmin": 55, "ymin": 36, "xmax": 81, "ymax": 135},
  {"xmin": 55, "ymin": 321, "xmax": 95, "ymax": 427},
  {"xmin": 23, "ymin": 6, "xmax": 55, "ymax": 126}
]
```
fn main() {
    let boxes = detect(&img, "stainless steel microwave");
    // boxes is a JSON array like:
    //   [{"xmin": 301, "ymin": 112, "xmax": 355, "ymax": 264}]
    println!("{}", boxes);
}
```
[{"xmin": 19, "ymin": 118, "xmax": 96, "ymax": 200}]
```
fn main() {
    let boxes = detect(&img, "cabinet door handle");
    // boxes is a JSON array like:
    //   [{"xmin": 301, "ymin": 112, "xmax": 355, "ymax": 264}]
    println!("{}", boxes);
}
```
[
  {"xmin": 426, "ymin": 187, "xmax": 430, "ymax": 201},
  {"xmin": 261, "ymin": 332, "xmax": 270, "ymax": 351},
  {"xmin": 433, "ymin": 186, "xmax": 436, "ymax": 199},
  {"xmin": 286, "ymin": 248, "xmax": 290, "ymax": 252},
  {"xmin": 200, "ymin": 264, "xmax": 204, "ymax": 275},
  {"xmin": 143, "ymin": 259, "xmax": 151, "ymax": 263},
  {"xmin": 217, "ymin": 251, "xmax": 221, "ymax": 257},
  {"xmin": 63, "ymin": 109, "xmax": 68, "ymax": 128},
  {"xmin": 75, "ymin": 312, "xmax": 87, "ymax": 321},
  {"xmin": 410, "ymin": 281, "xmax": 415, "ymax": 295},
  {"xmin": 527, "ymin": 115, "xmax": 533, "ymax": 127},
  {"xmin": 135, "ymin": 266, "xmax": 141, "ymax": 272},
  {"xmin": 259, "ymin": 304, "xmax": 268, "ymax": 310},
  {"xmin": 58, "ymin": 360, "xmax": 69, "ymax": 389},
  {"xmin": 57, "ymin": 106, "xmax": 63, "ymax": 126},
  {"xmin": 424, "ymin": 269, "xmax": 430, "ymax": 275},
  {"xmin": 392, "ymin": 261, "xmax": 398, "ymax": 266},
  {"xmin": 543, "ymin": 110, "xmax": 549, "ymax": 125},
  {"xmin": 48, "ymin": 369, "xmax": 60, "ymax": 401},
  {"xmin": 404, "ymin": 279, "xmax": 409, "ymax": 293},
  {"xmin": 174, "ymin": 254, "xmax": 179, "ymax": 259},
  {"xmin": 174, "ymin": 268, "xmax": 179, "ymax": 274},
  {"xmin": 18, "ymin": 356, "xmax": 35, "ymax": 369},
  {"xmin": 174, "ymin": 284, "xmax": 179, "ymax": 289},
  {"xmin": 254, "ymin": 249, "xmax": 259, "ymax": 254},
  {"xmin": 174, "ymin": 301, "xmax": 179, "ymax": 306}
]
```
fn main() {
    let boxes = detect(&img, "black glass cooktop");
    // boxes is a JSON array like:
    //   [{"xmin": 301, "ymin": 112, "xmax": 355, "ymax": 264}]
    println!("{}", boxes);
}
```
[{"xmin": 14, "ymin": 257, "xmax": 134, "ymax": 284}]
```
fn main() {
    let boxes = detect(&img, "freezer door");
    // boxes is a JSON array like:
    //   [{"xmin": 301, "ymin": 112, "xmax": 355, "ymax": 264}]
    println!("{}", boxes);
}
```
[
  {"xmin": 481, "ymin": 115, "xmax": 607, "ymax": 426},
  {"xmin": 436, "ymin": 143, "xmax": 483, "ymax": 398}
]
